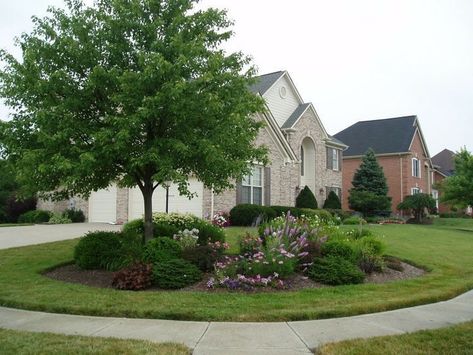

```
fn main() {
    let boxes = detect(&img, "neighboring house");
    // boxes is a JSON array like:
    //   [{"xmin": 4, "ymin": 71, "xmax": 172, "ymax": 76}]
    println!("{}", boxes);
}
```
[
  {"xmin": 39, "ymin": 71, "xmax": 346, "ymax": 223},
  {"xmin": 431, "ymin": 149, "xmax": 455, "ymax": 213},
  {"xmin": 333, "ymin": 116, "xmax": 433, "ymax": 214}
]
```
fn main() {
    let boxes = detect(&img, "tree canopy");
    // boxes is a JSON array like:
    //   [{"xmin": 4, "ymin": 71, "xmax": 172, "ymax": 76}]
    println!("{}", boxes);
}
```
[
  {"xmin": 0, "ymin": 0, "xmax": 268, "ymax": 241},
  {"xmin": 348, "ymin": 149, "xmax": 391, "ymax": 216},
  {"xmin": 397, "ymin": 193, "xmax": 436, "ymax": 223},
  {"xmin": 439, "ymin": 148, "xmax": 473, "ymax": 208}
]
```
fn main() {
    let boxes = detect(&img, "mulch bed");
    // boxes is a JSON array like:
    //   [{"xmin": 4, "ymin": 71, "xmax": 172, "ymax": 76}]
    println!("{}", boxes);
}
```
[{"xmin": 44, "ymin": 261, "xmax": 425, "ymax": 292}]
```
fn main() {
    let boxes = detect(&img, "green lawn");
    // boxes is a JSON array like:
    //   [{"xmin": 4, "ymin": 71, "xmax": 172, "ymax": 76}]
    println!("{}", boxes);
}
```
[
  {"xmin": 0, "ymin": 220, "xmax": 472, "ymax": 321},
  {"xmin": 0, "ymin": 328, "xmax": 189, "ymax": 355},
  {"xmin": 317, "ymin": 321, "xmax": 473, "ymax": 355},
  {"xmin": 433, "ymin": 217, "xmax": 473, "ymax": 232}
]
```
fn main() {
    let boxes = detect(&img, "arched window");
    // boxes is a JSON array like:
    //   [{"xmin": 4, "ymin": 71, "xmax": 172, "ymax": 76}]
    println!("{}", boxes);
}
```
[{"xmin": 300, "ymin": 145, "xmax": 305, "ymax": 176}]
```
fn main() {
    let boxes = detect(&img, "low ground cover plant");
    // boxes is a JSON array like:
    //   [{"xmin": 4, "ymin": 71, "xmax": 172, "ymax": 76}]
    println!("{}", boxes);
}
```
[{"xmin": 18, "ymin": 210, "xmax": 51, "ymax": 224}]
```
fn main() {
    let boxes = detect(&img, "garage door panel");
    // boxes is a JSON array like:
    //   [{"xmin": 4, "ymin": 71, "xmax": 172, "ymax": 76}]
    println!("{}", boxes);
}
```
[{"xmin": 88, "ymin": 185, "xmax": 117, "ymax": 223}]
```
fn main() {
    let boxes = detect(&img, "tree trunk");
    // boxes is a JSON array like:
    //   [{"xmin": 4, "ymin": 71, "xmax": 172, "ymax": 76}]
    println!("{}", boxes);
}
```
[{"xmin": 142, "ymin": 182, "xmax": 154, "ymax": 244}]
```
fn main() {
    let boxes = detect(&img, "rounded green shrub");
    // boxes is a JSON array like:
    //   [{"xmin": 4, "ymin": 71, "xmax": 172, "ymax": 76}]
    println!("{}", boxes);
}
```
[
  {"xmin": 321, "ymin": 240, "xmax": 357, "ymax": 263},
  {"xmin": 323, "ymin": 191, "xmax": 341, "ymax": 209},
  {"xmin": 270, "ymin": 205, "xmax": 303, "ymax": 218},
  {"xmin": 142, "ymin": 238, "xmax": 182, "ymax": 264},
  {"xmin": 181, "ymin": 245, "xmax": 219, "ymax": 272},
  {"xmin": 18, "ymin": 210, "xmax": 51, "ymax": 223},
  {"xmin": 123, "ymin": 219, "xmax": 179, "ymax": 239},
  {"xmin": 152, "ymin": 259, "xmax": 202, "ymax": 289},
  {"xmin": 74, "ymin": 231, "xmax": 123, "ymax": 270},
  {"xmin": 357, "ymin": 236, "xmax": 385, "ymax": 255},
  {"xmin": 62, "ymin": 208, "xmax": 85, "ymax": 223},
  {"xmin": 229, "ymin": 204, "xmax": 276, "ymax": 226},
  {"xmin": 295, "ymin": 186, "xmax": 318, "ymax": 209},
  {"xmin": 343, "ymin": 216, "xmax": 367, "ymax": 225},
  {"xmin": 195, "ymin": 222, "xmax": 225, "ymax": 244},
  {"xmin": 309, "ymin": 256, "xmax": 365, "ymax": 285}
]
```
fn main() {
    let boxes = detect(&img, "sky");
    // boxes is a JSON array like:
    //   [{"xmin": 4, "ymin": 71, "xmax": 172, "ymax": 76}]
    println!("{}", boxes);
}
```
[{"xmin": 1, "ymin": 0, "xmax": 472, "ymax": 156}]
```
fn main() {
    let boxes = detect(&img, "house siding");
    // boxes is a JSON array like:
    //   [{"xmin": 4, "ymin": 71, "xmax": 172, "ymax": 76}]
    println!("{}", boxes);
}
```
[{"xmin": 264, "ymin": 76, "xmax": 300, "ymax": 127}]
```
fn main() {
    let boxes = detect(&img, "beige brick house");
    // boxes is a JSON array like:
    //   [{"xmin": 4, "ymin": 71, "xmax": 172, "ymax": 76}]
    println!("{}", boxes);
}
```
[{"xmin": 39, "ymin": 71, "xmax": 346, "ymax": 223}]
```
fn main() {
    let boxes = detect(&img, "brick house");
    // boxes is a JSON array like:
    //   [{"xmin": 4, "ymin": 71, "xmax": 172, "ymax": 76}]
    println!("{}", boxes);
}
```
[
  {"xmin": 431, "ymin": 149, "xmax": 455, "ymax": 214},
  {"xmin": 39, "ymin": 71, "xmax": 346, "ymax": 223},
  {"xmin": 333, "ymin": 116, "xmax": 433, "ymax": 213}
]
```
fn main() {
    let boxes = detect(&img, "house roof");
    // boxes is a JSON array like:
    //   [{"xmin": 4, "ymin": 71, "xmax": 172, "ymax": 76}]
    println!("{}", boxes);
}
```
[
  {"xmin": 281, "ymin": 103, "xmax": 311, "ymax": 129},
  {"xmin": 432, "ymin": 149, "xmax": 455, "ymax": 176},
  {"xmin": 249, "ymin": 71, "xmax": 285, "ymax": 95},
  {"xmin": 333, "ymin": 115, "xmax": 419, "ymax": 157}
]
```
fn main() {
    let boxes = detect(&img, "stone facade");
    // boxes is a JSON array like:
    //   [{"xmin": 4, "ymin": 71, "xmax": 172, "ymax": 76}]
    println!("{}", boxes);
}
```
[
  {"xmin": 37, "ymin": 195, "xmax": 89, "ymax": 219},
  {"xmin": 116, "ymin": 187, "xmax": 129, "ymax": 224}
]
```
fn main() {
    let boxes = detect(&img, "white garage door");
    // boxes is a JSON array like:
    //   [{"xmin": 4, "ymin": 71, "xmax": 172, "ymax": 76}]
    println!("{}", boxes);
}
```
[
  {"xmin": 128, "ymin": 179, "xmax": 203, "ymax": 220},
  {"xmin": 88, "ymin": 185, "xmax": 117, "ymax": 223}
]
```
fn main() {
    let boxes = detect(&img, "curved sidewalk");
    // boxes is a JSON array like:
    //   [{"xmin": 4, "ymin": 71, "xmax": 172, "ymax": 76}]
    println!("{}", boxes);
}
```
[{"xmin": 1, "ymin": 290, "xmax": 472, "ymax": 354}]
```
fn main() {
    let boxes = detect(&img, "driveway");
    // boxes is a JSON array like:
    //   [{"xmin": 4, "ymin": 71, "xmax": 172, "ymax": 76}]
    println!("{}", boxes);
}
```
[{"xmin": 0, "ymin": 223, "xmax": 122, "ymax": 250}]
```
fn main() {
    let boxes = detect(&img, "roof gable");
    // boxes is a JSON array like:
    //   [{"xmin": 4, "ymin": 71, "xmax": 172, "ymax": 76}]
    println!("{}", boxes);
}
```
[
  {"xmin": 432, "ymin": 149, "xmax": 455, "ymax": 176},
  {"xmin": 334, "ymin": 116, "xmax": 418, "ymax": 157},
  {"xmin": 249, "ymin": 71, "xmax": 285, "ymax": 96}
]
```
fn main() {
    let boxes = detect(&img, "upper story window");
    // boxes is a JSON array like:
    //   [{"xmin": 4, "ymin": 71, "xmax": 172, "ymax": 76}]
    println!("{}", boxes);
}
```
[
  {"xmin": 412, "ymin": 158, "xmax": 421, "ymax": 178},
  {"xmin": 326, "ymin": 147, "xmax": 341, "ymax": 171},
  {"xmin": 241, "ymin": 166, "xmax": 263, "ymax": 205}
]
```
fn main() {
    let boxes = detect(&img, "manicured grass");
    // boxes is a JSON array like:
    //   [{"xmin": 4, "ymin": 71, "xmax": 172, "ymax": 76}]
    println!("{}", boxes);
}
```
[
  {"xmin": 0, "ymin": 223, "xmax": 34, "ymax": 227},
  {"xmin": 223, "ymin": 226, "xmax": 255, "ymax": 254},
  {"xmin": 0, "ymin": 222, "xmax": 472, "ymax": 321},
  {"xmin": 0, "ymin": 328, "xmax": 189, "ymax": 355},
  {"xmin": 317, "ymin": 321, "xmax": 473, "ymax": 355},
  {"xmin": 433, "ymin": 217, "xmax": 473, "ymax": 232}
]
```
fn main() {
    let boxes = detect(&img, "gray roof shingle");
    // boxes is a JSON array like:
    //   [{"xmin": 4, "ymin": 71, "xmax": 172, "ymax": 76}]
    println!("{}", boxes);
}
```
[
  {"xmin": 281, "ymin": 103, "xmax": 311, "ymax": 129},
  {"xmin": 249, "ymin": 71, "xmax": 285, "ymax": 95},
  {"xmin": 333, "ymin": 116, "xmax": 418, "ymax": 157},
  {"xmin": 432, "ymin": 149, "xmax": 455, "ymax": 176}
]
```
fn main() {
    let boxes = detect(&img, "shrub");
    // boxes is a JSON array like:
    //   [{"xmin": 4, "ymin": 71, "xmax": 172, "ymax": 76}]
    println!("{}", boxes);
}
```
[
  {"xmin": 173, "ymin": 228, "xmax": 199, "ymax": 250},
  {"xmin": 152, "ymin": 212, "xmax": 201, "ymax": 230},
  {"xmin": 343, "ymin": 216, "xmax": 367, "ymax": 225},
  {"xmin": 4, "ymin": 194, "xmax": 37, "ymax": 223},
  {"xmin": 357, "ymin": 249, "xmax": 385, "ymax": 273},
  {"xmin": 295, "ymin": 186, "xmax": 318, "ymax": 209},
  {"xmin": 357, "ymin": 236, "xmax": 385, "ymax": 255},
  {"xmin": 397, "ymin": 193, "xmax": 436, "ymax": 223},
  {"xmin": 229, "ymin": 204, "xmax": 276, "ymax": 226},
  {"xmin": 74, "ymin": 231, "xmax": 123, "ymax": 270},
  {"xmin": 18, "ymin": 210, "xmax": 51, "ymax": 224},
  {"xmin": 152, "ymin": 259, "xmax": 202, "ymax": 289},
  {"xmin": 123, "ymin": 219, "xmax": 179, "ymax": 239},
  {"xmin": 270, "ymin": 205, "xmax": 303, "ymax": 218},
  {"xmin": 142, "ymin": 238, "xmax": 182, "ymax": 264},
  {"xmin": 298, "ymin": 239, "xmax": 326, "ymax": 272},
  {"xmin": 195, "ymin": 221, "xmax": 225, "ymax": 244},
  {"xmin": 321, "ymin": 240, "xmax": 357, "ymax": 263},
  {"xmin": 309, "ymin": 256, "xmax": 365, "ymax": 285},
  {"xmin": 345, "ymin": 228, "xmax": 373, "ymax": 239},
  {"xmin": 48, "ymin": 213, "xmax": 72, "ymax": 224},
  {"xmin": 112, "ymin": 263, "xmax": 153, "ymax": 291},
  {"xmin": 303, "ymin": 209, "xmax": 335, "ymax": 224},
  {"xmin": 349, "ymin": 190, "xmax": 391, "ymax": 217},
  {"xmin": 325, "ymin": 209, "xmax": 351, "ymax": 221},
  {"xmin": 182, "ymin": 245, "xmax": 219, "ymax": 272},
  {"xmin": 239, "ymin": 234, "xmax": 263, "ymax": 255},
  {"xmin": 323, "ymin": 191, "xmax": 341, "ymax": 209},
  {"xmin": 62, "ymin": 208, "xmax": 85, "ymax": 223}
]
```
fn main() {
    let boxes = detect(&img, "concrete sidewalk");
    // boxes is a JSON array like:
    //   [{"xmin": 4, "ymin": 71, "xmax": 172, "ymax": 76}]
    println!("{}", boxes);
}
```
[
  {"xmin": 1, "ymin": 290, "xmax": 472, "ymax": 354},
  {"xmin": 0, "ymin": 223, "xmax": 122, "ymax": 249}
]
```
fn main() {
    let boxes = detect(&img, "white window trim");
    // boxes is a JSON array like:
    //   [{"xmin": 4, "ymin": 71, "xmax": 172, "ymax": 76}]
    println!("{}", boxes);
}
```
[
  {"xmin": 242, "ymin": 166, "xmax": 264, "ymax": 205},
  {"xmin": 412, "ymin": 158, "xmax": 421, "ymax": 178},
  {"xmin": 411, "ymin": 187, "xmax": 421, "ymax": 195},
  {"xmin": 332, "ymin": 149, "xmax": 339, "ymax": 171}
]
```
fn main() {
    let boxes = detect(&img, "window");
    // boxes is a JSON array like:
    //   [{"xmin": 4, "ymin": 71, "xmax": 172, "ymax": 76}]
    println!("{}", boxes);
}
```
[
  {"xmin": 300, "ymin": 146, "xmax": 304, "ymax": 176},
  {"xmin": 241, "ymin": 166, "xmax": 264, "ymax": 205},
  {"xmin": 326, "ymin": 147, "xmax": 341, "ymax": 171},
  {"xmin": 412, "ymin": 158, "xmax": 421, "ymax": 178},
  {"xmin": 432, "ymin": 190, "xmax": 439, "ymax": 209},
  {"xmin": 411, "ymin": 187, "xmax": 421, "ymax": 195}
]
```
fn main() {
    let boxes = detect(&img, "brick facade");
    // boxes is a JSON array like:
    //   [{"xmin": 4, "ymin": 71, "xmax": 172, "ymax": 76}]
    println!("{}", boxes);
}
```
[{"xmin": 341, "ymin": 131, "xmax": 431, "ymax": 213}]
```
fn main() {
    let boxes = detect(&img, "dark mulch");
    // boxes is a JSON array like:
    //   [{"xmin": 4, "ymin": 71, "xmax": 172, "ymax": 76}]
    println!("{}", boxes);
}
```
[{"xmin": 44, "ymin": 261, "xmax": 425, "ymax": 292}]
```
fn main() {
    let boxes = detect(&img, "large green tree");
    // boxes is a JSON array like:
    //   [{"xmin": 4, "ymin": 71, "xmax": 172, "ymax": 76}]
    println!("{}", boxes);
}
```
[
  {"xmin": 348, "ymin": 149, "xmax": 391, "ymax": 216},
  {"xmin": 0, "ymin": 0, "xmax": 267, "ymax": 242},
  {"xmin": 440, "ymin": 148, "xmax": 473, "ymax": 209}
]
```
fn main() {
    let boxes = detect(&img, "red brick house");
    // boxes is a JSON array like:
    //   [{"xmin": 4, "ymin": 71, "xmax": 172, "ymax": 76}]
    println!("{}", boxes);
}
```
[
  {"xmin": 334, "ymin": 116, "xmax": 433, "ymax": 214},
  {"xmin": 431, "ymin": 149, "xmax": 455, "ymax": 214}
]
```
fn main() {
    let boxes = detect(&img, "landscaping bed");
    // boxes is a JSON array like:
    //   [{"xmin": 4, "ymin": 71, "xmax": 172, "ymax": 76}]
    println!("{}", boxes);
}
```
[{"xmin": 44, "ymin": 260, "xmax": 425, "ymax": 291}]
